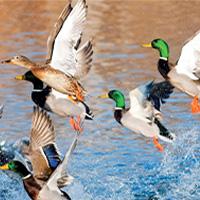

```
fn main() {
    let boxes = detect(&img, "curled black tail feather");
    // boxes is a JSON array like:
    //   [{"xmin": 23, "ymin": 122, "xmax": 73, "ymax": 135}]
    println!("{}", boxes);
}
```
[{"xmin": 81, "ymin": 101, "xmax": 94, "ymax": 120}]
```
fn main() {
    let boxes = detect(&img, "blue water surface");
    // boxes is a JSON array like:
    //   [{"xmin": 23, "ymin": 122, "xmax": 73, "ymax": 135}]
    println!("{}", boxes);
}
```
[{"xmin": 0, "ymin": 1, "xmax": 200, "ymax": 200}]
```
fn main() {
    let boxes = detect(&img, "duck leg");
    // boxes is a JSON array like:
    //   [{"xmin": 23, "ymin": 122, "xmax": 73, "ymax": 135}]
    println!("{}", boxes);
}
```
[
  {"xmin": 69, "ymin": 116, "xmax": 83, "ymax": 132},
  {"xmin": 153, "ymin": 136, "xmax": 164, "ymax": 152},
  {"xmin": 191, "ymin": 96, "xmax": 200, "ymax": 113}
]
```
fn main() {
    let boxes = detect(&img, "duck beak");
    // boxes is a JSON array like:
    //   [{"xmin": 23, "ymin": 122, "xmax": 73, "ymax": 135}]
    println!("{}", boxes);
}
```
[
  {"xmin": 98, "ymin": 94, "xmax": 109, "ymax": 99},
  {"xmin": 1, "ymin": 59, "xmax": 11, "ymax": 64},
  {"xmin": 0, "ymin": 163, "xmax": 9, "ymax": 170},
  {"xmin": 15, "ymin": 75, "xmax": 25, "ymax": 80},
  {"xmin": 142, "ymin": 43, "xmax": 152, "ymax": 48}
]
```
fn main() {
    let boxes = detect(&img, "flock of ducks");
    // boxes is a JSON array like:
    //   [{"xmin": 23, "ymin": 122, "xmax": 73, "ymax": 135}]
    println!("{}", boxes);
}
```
[{"xmin": 0, "ymin": 0, "xmax": 200, "ymax": 199}]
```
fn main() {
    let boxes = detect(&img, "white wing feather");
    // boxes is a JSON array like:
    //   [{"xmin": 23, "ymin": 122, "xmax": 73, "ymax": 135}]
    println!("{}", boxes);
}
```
[
  {"xmin": 129, "ymin": 85, "xmax": 154, "ymax": 123},
  {"xmin": 176, "ymin": 31, "xmax": 200, "ymax": 80},
  {"xmin": 46, "ymin": 133, "xmax": 79, "ymax": 191},
  {"xmin": 129, "ymin": 88, "xmax": 144, "ymax": 114},
  {"xmin": 50, "ymin": 0, "xmax": 87, "ymax": 76}
]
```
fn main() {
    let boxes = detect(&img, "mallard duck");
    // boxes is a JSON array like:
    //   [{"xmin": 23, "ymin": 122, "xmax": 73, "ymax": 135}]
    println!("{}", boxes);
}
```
[
  {"xmin": 99, "ymin": 81, "xmax": 175, "ymax": 151},
  {"xmin": 142, "ymin": 31, "xmax": 200, "ymax": 113},
  {"xmin": 0, "ymin": 107, "xmax": 79, "ymax": 199},
  {"xmin": 2, "ymin": 0, "xmax": 93, "ymax": 131},
  {"xmin": 15, "ymin": 54, "xmax": 93, "ymax": 132},
  {"xmin": 1, "ymin": 0, "xmax": 90, "ymax": 105}
]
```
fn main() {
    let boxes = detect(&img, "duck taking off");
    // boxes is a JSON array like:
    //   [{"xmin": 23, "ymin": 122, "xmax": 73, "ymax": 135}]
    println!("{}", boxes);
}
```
[
  {"xmin": 0, "ymin": 107, "xmax": 80, "ymax": 200},
  {"xmin": 2, "ymin": 0, "xmax": 94, "ymax": 131},
  {"xmin": 100, "ymin": 81, "xmax": 175, "ymax": 152},
  {"xmin": 2, "ymin": 0, "xmax": 89, "ymax": 102},
  {"xmin": 142, "ymin": 31, "xmax": 200, "ymax": 113}
]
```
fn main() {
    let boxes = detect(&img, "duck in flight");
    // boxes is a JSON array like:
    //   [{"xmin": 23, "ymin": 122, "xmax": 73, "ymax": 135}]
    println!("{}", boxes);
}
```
[
  {"xmin": 2, "ymin": 0, "xmax": 93, "ymax": 131},
  {"xmin": 100, "ymin": 81, "xmax": 175, "ymax": 152},
  {"xmin": 0, "ymin": 107, "xmax": 80, "ymax": 200},
  {"xmin": 142, "ymin": 31, "xmax": 200, "ymax": 113}
]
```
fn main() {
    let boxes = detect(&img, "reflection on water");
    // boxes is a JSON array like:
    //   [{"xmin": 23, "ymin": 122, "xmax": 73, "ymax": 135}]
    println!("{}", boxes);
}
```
[{"xmin": 0, "ymin": 0, "xmax": 200, "ymax": 199}]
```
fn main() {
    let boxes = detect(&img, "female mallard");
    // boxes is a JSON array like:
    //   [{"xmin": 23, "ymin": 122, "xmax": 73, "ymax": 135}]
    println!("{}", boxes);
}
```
[
  {"xmin": 15, "ymin": 45, "xmax": 93, "ymax": 132},
  {"xmin": 2, "ymin": 0, "xmax": 93, "ymax": 131},
  {"xmin": 0, "ymin": 107, "xmax": 79, "ymax": 200},
  {"xmin": 142, "ymin": 31, "xmax": 200, "ymax": 113},
  {"xmin": 100, "ymin": 81, "xmax": 175, "ymax": 151},
  {"xmin": 2, "ymin": 0, "xmax": 90, "ymax": 104}
]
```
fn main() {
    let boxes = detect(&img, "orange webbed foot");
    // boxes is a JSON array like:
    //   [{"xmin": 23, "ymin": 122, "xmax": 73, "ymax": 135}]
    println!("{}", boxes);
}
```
[
  {"xmin": 153, "ymin": 136, "xmax": 164, "ymax": 152},
  {"xmin": 191, "ymin": 96, "xmax": 200, "ymax": 113},
  {"xmin": 69, "ymin": 116, "xmax": 83, "ymax": 132}
]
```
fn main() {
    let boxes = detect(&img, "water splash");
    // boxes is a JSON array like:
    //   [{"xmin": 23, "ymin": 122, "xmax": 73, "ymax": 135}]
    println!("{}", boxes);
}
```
[
  {"xmin": 144, "ymin": 127, "xmax": 200, "ymax": 200},
  {"xmin": 0, "ymin": 172, "xmax": 28, "ymax": 199}
]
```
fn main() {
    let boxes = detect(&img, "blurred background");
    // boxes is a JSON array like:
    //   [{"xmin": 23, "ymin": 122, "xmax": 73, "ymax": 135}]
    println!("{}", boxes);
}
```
[{"xmin": 0, "ymin": 0, "xmax": 200, "ymax": 199}]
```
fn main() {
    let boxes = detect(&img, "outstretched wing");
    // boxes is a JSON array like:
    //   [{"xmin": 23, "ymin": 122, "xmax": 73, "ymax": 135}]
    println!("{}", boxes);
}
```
[
  {"xmin": 176, "ymin": 30, "xmax": 200, "ymax": 80},
  {"xmin": 29, "ymin": 107, "xmax": 61, "ymax": 179},
  {"xmin": 149, "ymin": 81, "xmax": 174, "ymax": 111},
  {"xmin": 49, "ymin": 0, "xmax": 88, "ymax": 77},
  {"xmin": 45, "ymin": 132, "xmax": 80, "ymax": 192},
  {"xmin": 129, "ymin": 81, "xmax": 155, "ymax": 121},
  {"xmin": 129, "ymin": 81, "xmax": 173, "ymax": 121},
  {"xmin": 74, "ymin": 40, "xmax": 93, "ymax": 79},
  {"xmin": 46, "ymin": 1, "xmax": 72, "ymax": 64}
]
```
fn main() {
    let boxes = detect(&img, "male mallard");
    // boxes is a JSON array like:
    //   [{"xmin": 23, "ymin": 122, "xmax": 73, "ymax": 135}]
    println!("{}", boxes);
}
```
[
  {"xmin": 15, "ymin": 56, "xmax": 93, "ymax": 132},
  {"xmin": 2, "ymin": 0, "xmax": 93, "ymax": 131},
  {"xmin": 1, "ymin": 0, "xmax": 90, "ymax": 105},
  {"xmin": 142, "ymin": 31, "xmax": 200, "ymax": 113},
  {"xmin": 0, "ymin": 107, "xmax": 79, "ymax": 199},
  {"xmin": 100, "ymin": 81, "xmax": 175, "ymax": 151}
]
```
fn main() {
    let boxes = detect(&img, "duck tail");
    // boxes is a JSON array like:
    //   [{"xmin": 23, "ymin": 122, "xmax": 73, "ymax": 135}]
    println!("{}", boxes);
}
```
[
  {"xmin": 81, "ymin": 101, "xmax": 94, "ymax": 120},
  {"xmin": 155, "ymin": 118, "xmax": 176, "ymax": 143}
]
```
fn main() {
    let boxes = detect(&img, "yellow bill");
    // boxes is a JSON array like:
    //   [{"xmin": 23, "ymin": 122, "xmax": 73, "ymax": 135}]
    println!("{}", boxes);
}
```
[
  {"xmin": 98, "ymin": 94, "xmax": 109, "ymax": 99},
  {"xmin": 15, "ymin": 75, "xmax": 25, "ymax": 80},
  {"xmin": 0, "ymin": 163, "xmax": 9, "ymax": 170},
  {"xmin": 142, "ymin": 43, "xmax": 152, "ymax": 48}
]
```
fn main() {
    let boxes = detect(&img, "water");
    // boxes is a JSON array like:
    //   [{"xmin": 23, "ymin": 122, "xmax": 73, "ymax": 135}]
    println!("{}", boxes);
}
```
[{"xmin": 0, "ymin": 0, "xmax": 200, "ymax": 199}]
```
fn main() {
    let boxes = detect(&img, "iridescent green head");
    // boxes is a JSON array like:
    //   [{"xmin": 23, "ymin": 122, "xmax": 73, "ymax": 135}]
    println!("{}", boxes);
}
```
[
  {"xmin": 143, "ymin": 39, "xmax": 169, "ymax": 59},
  {"xmin": 0, "ymin": 160, "xmax": 30, "ymax": 178},
  {"xmin": 108, "ymin": 90, "xmax": 125, "ymax": 108}
]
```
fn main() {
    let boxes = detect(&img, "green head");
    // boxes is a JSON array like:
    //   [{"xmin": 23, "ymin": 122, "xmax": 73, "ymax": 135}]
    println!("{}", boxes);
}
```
[
  {"xmin": 0, "ymin": 160, "xmax": 30, "ymax": 178},
  {"xmin": 143, "ymin": 39, "xmax": 169, "ymax": 59},
  {"xmin": 108, "ymin": 90, "xmax": 126, "ymax": 108}
]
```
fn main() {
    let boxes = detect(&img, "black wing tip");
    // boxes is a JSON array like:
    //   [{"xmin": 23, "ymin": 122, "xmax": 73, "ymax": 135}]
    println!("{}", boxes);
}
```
[
  {"xmin": 155, "ymin": 118, "xmax": 175, "ymax": 141},
  {"xmin": 150, "ymin": 80, "xmax": 174, "ymax": 110}
]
